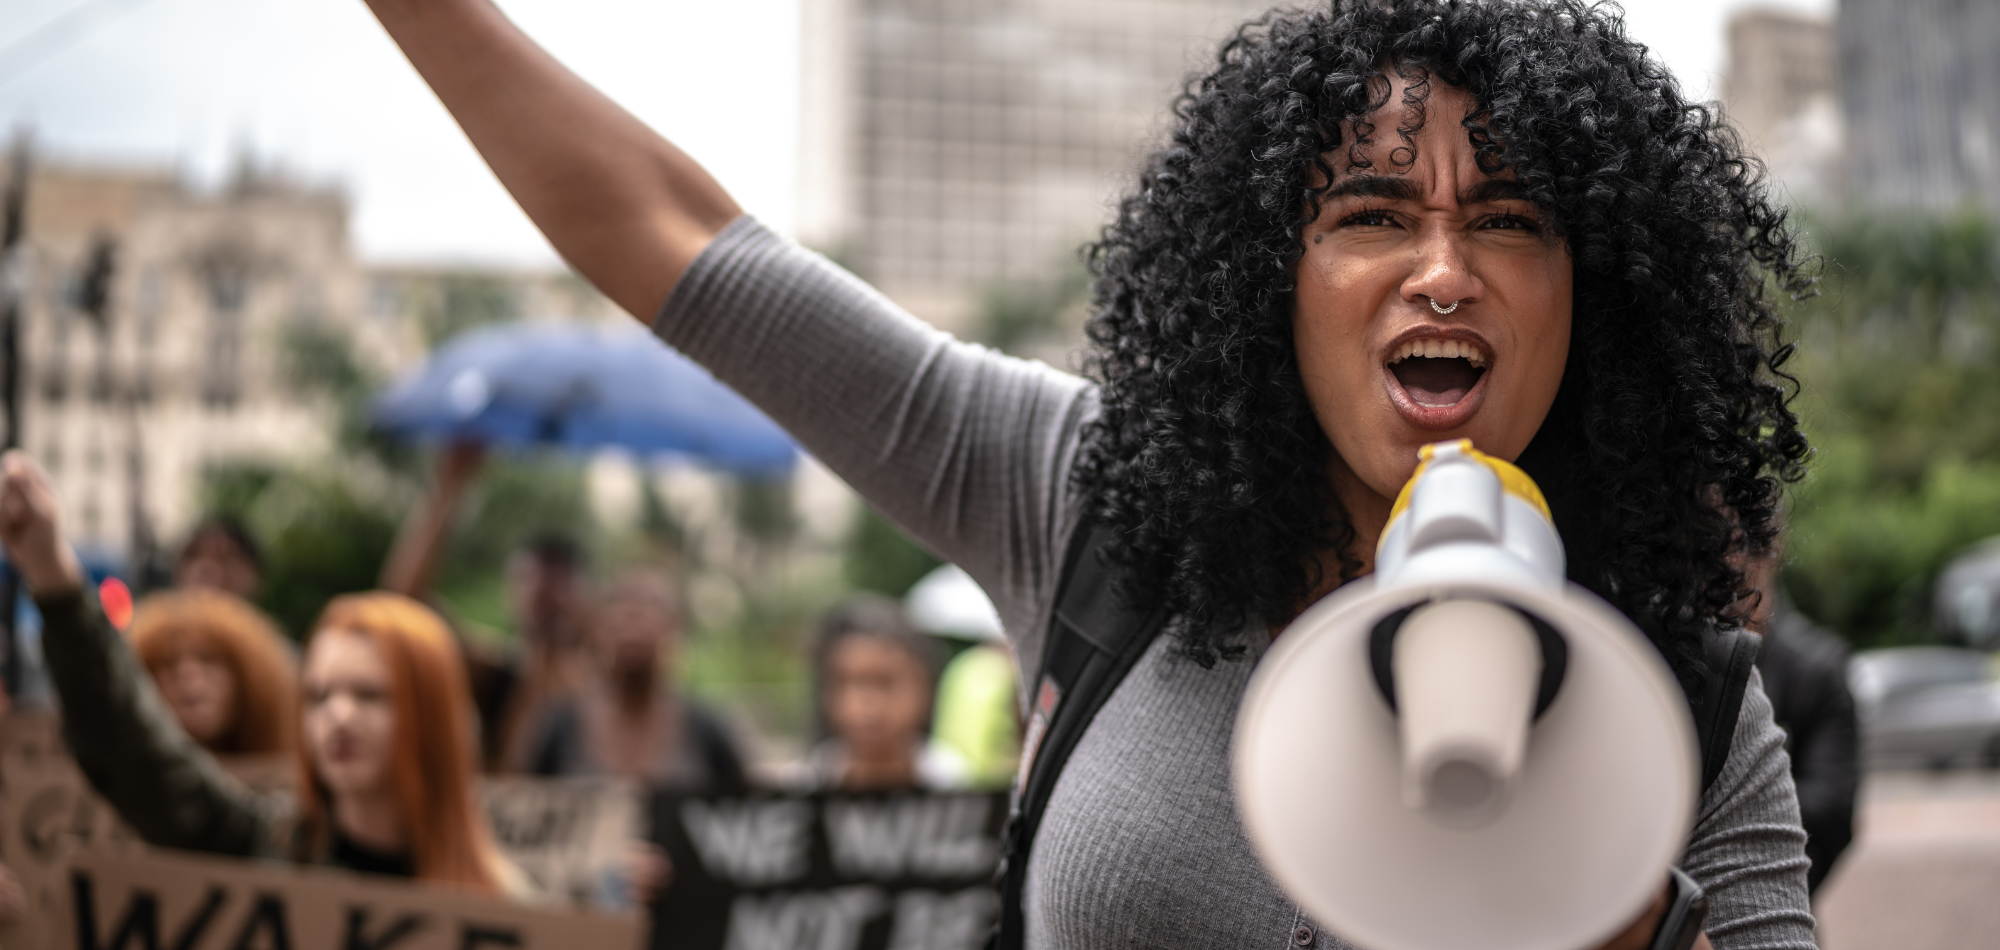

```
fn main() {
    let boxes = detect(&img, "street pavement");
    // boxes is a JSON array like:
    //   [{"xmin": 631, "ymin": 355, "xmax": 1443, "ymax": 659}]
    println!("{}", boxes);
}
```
[{"xmin": 1815, "ymin": 769, "xmax": 2000, "ymax": 949}]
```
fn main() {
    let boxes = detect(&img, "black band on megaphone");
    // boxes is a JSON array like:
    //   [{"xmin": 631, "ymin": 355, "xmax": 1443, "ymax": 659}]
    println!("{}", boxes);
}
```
[{"xmin": 1366, "ymin": 600, "xmax": 1569, "ymax": 720}]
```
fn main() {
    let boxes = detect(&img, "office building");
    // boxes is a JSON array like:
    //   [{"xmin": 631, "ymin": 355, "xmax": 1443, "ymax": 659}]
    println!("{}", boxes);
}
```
[{"xmin": 798, "ymin": 0, "xmax": 1275, "ymax": 334}]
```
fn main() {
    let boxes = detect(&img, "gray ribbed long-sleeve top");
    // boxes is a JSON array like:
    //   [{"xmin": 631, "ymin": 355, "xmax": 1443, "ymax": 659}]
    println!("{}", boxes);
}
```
[{"xmin": 656, "ymin": 216, "xmax": 1819, "ymax": 950}]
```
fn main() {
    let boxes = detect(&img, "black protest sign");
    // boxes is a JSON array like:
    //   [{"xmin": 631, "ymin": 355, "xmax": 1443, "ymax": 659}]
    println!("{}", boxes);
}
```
[
  {"xmin": 649, "ymin": 791, "xmax": 1006, "ymax": 950},
  {"xmin": 59, "ymin": 846, "xmax": 641, "ymax": 950}
]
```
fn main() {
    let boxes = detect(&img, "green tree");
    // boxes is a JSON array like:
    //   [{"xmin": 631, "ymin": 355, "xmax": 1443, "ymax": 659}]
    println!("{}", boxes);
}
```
[
  {"xmin": 198, "ymin": 320, "xmax": 589, "ymax": 639},
  {"xmin": 200, "ymin": 461, "xmax": 404, "ymax": 636},
  {"xmin": 843, "ymin": 506, "xmax": 942, "ymax": 597},
  {"xmin": 426, "ymin": 455, "xmax": 594, "ymax": 634},
  {"xmin": 974, "ymin": 258, "xmax": 1089, "ymax": 357},
  {"xmin": 417, "ymin": 274, "xmax": 522, "ymax": 346},
  {"xmin": 1781, "ymin": 210, "xmax": 2000, "ymax": 648}
]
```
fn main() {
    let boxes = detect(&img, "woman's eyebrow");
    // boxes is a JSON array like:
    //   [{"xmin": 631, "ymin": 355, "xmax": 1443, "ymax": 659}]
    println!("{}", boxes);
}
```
[
  {"xmin": 1459, "ymin": 179, "xmax": 1531, "ymax": 205},
  {"xmin": 1324, "ymin": 175, "xmax": 1421, "ymax": 200},
  {"xmin": 1324, "ymin": 176, "xmax": 1529, "ymax": 205}
]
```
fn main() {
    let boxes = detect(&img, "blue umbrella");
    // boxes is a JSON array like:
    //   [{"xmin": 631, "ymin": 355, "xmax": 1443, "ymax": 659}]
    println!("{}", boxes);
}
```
[{"xmin": 371, "ymin": 322, "xmax": 798, "ymax": 475}]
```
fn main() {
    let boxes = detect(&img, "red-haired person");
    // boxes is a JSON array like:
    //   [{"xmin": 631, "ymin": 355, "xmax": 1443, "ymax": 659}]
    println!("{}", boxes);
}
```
[
  {"xmin": 126, "ymin": 589, "xmax": 297, "ymax": 756},
  {"xmin": 0, "ymin": 453, "xmax": 517, "ymax": 892}
]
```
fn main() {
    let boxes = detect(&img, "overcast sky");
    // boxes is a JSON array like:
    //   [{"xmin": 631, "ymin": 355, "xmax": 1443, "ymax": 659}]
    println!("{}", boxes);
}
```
[{"xmin": 0, "ymin": 0, "xmax": 1831, "ymax": 268}]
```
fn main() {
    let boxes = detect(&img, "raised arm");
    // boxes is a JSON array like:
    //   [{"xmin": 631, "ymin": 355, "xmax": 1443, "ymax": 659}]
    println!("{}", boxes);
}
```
[
  {"xmin": 362, "ymin": 0, "xmax": 740, "ymax": 317},
  {"xmin": 0, "ymin": 452, "xmax": 272, "ymax": 857},
  {"xmin": 365, "ymin": 2, "xmax": 1099, "ymax": 657},
  {"xmin": 379, "ymin": 441, "xmax": 486, "ymax": 596}
]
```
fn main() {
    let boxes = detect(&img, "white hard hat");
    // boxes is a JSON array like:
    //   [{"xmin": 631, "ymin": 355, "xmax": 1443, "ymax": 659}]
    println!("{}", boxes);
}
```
[{"xmin": 904, "ymin": 564, "xmax": 1003, "ymax": 641}]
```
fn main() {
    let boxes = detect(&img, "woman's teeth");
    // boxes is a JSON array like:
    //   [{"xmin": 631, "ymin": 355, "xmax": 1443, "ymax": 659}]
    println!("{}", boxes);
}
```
[{"xmin": 1388, "ymin": 338, "xmax": 1488, "ymax": 368}]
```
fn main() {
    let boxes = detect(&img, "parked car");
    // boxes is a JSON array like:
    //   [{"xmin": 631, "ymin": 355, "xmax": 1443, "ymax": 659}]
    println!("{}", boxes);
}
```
[
  {"xmin": 1850, "ymin": 646, "xmax": 2000, "ymax": 769},
  {"xmin": 1935, "ymin": 538, "xmax": 2000, "ymax": 649}
]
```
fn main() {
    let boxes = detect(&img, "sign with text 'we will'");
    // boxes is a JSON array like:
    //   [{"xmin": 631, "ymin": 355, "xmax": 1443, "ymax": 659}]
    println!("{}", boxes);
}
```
[{"xmin": 650, "ymin": 791, "xmax": 1007, "ymax": 950}]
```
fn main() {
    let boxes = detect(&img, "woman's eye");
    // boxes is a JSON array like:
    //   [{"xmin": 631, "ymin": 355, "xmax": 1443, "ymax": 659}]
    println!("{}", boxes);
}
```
[
  {"xmin": 1481, "ymin": 214, "xmax": 1541, "ymax": 232},
  {"xmin": 1339, "ymin": 209, "xmax": 1398, "ymax": 228}
]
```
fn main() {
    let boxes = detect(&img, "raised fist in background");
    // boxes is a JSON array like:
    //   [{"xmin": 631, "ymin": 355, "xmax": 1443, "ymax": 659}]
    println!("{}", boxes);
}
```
[{"xmin": 0, "ymin": 450, "xmax": 82, "ymax": 597}]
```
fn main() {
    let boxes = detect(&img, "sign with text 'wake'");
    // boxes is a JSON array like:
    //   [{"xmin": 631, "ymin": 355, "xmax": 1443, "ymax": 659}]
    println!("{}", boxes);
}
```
[{"xmin": 59, "ymin": 847, "xmax": 640, "ymax": 950}]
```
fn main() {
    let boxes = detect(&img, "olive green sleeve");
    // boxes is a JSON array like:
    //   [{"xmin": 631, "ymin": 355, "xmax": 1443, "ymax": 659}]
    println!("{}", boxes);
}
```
[{"xmin": 35, "ymin": 588, "xmax": 278, "ymax": 859}]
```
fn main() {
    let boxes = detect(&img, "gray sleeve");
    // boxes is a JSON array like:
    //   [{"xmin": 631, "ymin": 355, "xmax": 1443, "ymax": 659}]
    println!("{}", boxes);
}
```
[
  {"xmin": 1683, "ymin": 668, "xmax": 1818, "ymax": 949},
  {"xmin": 653, "ymin": 216, "xmax": 1095, "ymax": 665}
]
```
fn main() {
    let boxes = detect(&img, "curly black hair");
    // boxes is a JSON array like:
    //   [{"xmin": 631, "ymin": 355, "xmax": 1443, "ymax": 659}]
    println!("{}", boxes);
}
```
[{"xmin": 1073, "ymin": 0, "xmax": 1811, "ymax": 681}]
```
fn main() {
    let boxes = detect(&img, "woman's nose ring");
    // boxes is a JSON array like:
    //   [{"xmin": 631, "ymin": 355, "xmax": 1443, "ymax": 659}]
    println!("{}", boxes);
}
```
[{"xmin": 1429, "ymin": 297, "xmax": 1461, "ymax": 315}]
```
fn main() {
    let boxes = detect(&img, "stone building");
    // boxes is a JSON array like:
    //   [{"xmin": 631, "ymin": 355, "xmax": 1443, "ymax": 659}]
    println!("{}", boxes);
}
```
[
  {"xmin": 16, "ymin": 146, "xmax": 849, "ymax": 578},
  {"xmin": 797, "ymin": 0, "xmax": 1274, "ymax": 335},
  {"xmin": 1838, "ymin": 0, "xmax": 2000, "ymax": 214},
  {"xmin": 364, "ymin": 264, "xmax": 625, "ymax": 346},
  {"xmin": 12, "ymin": 153, "xmax": 629, "ymax": 564},
  {"xmin": 17, "ymin": 155, "xmax": 412, "ymax": 562},
  {"xmin": 1722, "ymin": 7, "xmax": 1841, "ymax": 204}
]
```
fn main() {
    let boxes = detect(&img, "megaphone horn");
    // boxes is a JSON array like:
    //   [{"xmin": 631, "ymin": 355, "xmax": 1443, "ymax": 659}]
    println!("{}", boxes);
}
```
[{"xmin": 1234, "ymin": 440, "xmax": 1699, "ymax": 950}]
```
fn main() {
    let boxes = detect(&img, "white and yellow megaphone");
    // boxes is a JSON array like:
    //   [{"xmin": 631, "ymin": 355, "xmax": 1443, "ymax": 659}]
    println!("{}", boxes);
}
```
[{"xmin": 1234, "ymin": 439, "xmax": 1698, "ymax": 950}]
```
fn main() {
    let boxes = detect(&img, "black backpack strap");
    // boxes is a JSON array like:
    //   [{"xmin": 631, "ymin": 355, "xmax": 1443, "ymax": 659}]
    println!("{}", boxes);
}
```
[
  {"xmin": 1690, "ymin": 627, "xmax": 1762, "ymax": 794},
  {"xmin": 990, "ymin": 520, "xmax": 1167, "ymax": 950}
]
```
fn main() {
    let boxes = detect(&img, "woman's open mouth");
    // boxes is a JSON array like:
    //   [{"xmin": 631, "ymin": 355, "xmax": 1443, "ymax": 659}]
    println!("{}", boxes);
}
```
[{"xmin": 1384, "ymin": 336, "xmax": 1491, "ymax": 429}]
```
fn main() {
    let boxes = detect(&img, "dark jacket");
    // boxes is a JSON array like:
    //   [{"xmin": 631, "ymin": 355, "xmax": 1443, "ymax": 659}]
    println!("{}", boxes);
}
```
[
  {"xmin": 35, "ymin": 588, "xmax": 399, "ymax": 874},
  {"xmin": 1757, "ymin": 600, "xmax": 1860, "ymax": 893},
  {"xmin": 521, "ymin": 695, "xmax": 747, "ymax": 792}
]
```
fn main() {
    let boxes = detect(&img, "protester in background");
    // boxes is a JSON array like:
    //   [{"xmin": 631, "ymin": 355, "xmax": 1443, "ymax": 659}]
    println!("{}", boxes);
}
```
[
  {"xmin": 905, "ymin": 564, "xmax": 1020, "ymax": 789},
  {"xmin": 519, "ymin": 567, "xmax": 746, "ymax": 790},
  {"xmin": 379, "ymin": 441, "xmax": 595, "ymax": 770},
  {"xmin": 0, "ymin": 451, "xmax": 522, "ymax": 893},
  {"xmin": 796, "ymin": 596, "xmax": 966, "ymax": 791},
  {"xmin": 492, "ymin": 532, "xmax": 594, "ymax": 755},
  {"xmin": 127, "ymin": 588, "xmax": 297, "ymax": 756},
  {"xmin": 174, "ymin": 517, "xmax": 263, "ymax": 601},
  {"xmin": 930, "ymin": 643, "xmax": 1019, "ymax": 789},
  {"xmin": 1743, "ymin": 548, "xmax": 1859, "ymax": 895}
]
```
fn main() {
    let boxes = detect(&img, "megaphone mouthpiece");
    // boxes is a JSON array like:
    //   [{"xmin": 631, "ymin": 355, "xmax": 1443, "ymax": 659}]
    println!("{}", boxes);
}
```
[{"xmin": 1393, "ymin": 599, "xmax": 1541, "ymax": 829}]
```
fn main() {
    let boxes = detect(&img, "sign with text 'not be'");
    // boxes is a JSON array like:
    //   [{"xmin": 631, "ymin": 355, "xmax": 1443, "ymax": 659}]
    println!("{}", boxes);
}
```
[{"xmin": 650, "ymin": 791, "xmax": 1007, "ymax": 950}]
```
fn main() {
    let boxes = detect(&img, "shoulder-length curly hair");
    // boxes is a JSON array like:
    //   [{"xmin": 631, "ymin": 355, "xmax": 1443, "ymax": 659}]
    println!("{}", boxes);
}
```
[
  {"xmin": 1074, "ymin": 0, "xmax": 1810, "ymax": 679},
  {"xmin": 128, "ymin": 589, "xmax": 297, "ymax": 755}
]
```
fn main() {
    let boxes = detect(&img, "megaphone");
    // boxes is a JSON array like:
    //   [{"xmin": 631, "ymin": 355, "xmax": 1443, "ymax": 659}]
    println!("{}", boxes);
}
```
[{"xmin": 1234, "ymin": 440, "xmax": 1698, "ymax": 950}]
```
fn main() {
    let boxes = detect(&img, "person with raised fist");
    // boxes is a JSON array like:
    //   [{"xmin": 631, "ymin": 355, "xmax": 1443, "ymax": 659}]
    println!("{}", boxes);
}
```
[
  {"xmin": 351, "ymin": 1, "xmax": 1814, "ymax": 946},
  {"xmin": 0, "ymin": 452, "xmax": 520, "ymax": 893}
]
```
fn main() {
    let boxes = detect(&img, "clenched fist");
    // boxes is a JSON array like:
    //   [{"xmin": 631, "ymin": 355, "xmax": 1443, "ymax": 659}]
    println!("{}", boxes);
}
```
[{"xmin": 0, "ymin": 450, "xmax": 82, "ymax": 597}]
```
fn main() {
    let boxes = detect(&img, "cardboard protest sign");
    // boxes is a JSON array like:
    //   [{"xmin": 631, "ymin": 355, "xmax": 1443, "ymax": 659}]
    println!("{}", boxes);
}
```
[
  {"xmin": 0, "ymin": 712, "xmax": 66, "ymax": 764},
  {"xmin": 650, "ymin": 791, "xmax": 1007, "ymax": 950},
  {"xmin": 479, "ymin": 778, "xmax": 640, "ymax": 908},
  {"xmin": 0, "ymin": 748, "xmax": 638, "ymax": 917},
  {"xmin": 0, "ymin": 751, "xmax": 304, "ymax": 948},
  {"xmin": 0, "ymin": 754, "xmax": 147, "ymax": 950},
  {"xmin": 55, "ymin": 846, "xmax": 641, "ymax": 950}
]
